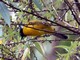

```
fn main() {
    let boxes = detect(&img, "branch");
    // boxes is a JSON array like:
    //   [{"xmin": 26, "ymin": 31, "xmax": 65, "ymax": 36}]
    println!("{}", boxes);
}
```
[
  {"xmin": 74, "ymin": 0, "xmax": 80, "ymax": 12},
  {"xmin": 1, "ymin": 0, "xmax": 80, "ymax": 35},
  {"xmin": 64, "ymin": 0, "xmax": 80, "ymax": 25}
]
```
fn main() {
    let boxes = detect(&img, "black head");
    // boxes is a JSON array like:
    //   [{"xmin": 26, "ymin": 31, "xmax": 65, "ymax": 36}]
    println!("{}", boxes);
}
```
[{"xmin": 19, "ymin": 24, "xmax": 26, "ymax": 39}]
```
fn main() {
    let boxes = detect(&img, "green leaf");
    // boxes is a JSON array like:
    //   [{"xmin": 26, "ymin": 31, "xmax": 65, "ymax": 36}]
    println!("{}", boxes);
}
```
[
  {"xmin": 0, "ymin": 44, "xmax": 3, "ymax": 49},
  {"xmin": 33, "ymin": 0, "xmax": 42, "ymax": 10},
  {"xmin": 55, "ymin": 45, "xmax": 69, "ymax": 52},
  {"xmin": 34, "ymin": 42, "xmax": 44, "ymax": 55},
  {"xmin": 2, "ymin": 45, "xmax": 16, "ymax": 58},
  {"xmin": 0, "ymin": 2, "xmax": 10, "ymax": 26},
  {"xmin": 50, "ymin": 16, "xmax": 54, "ymax": 21},
  {"xmin": 21, "ymin": 48, "xmax": 30, "ymax": 60}
]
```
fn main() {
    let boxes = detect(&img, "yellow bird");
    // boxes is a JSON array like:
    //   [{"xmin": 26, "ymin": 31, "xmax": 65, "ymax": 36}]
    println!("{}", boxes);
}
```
[{"xmin": 19, "ymin": 20, "xmax": 68, "ymax": 39}]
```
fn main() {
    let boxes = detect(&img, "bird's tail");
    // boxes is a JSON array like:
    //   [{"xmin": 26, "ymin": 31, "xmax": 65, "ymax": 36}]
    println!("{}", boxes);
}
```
[{"xmin": 53, "ymin": 32, "xmax": 68, "ymax": 39}]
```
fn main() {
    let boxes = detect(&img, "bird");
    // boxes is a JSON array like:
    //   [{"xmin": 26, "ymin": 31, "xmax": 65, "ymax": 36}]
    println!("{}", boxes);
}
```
[{"xmin": 19, "ymin": 20, "xmax": 68, "ymax": 39}]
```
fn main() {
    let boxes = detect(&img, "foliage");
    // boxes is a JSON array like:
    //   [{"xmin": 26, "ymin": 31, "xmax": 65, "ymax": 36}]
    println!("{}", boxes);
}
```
[{"xmin": 0, "ymin": 0, "xmax": 80, "ymax": 60}]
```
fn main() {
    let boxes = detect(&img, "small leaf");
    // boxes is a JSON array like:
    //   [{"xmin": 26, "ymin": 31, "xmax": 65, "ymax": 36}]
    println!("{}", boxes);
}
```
[
  {"xmin": 33, "ymin": 0, "xmax": 42, "ymax": 10},
  {"xmin": 0, "ymin": 44, "xmax": 3, "ymax": 49},
  {"xmin": 0, "ymin": 2, "xmax": 11, "ymax": 26},
  {"xmin": 55, "ymin": 45, "xmax": 69, "ymax": 52},
  {"xmin": 21, "ymin": 48, "xmax": 30, "ymax": 60},
  {"xmin": 34, "ymin": 42, "xmax": 44, "ymax": 55},
  {"xmin": 2, "ymin": 45, "xmax": 16, "ymax": 58},
  {"xmin": 50, "ymin": 17, "xmax": 54, "ymax": 21}
]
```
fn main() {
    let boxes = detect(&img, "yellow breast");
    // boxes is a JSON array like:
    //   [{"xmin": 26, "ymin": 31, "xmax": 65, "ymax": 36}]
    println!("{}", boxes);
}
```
[{"xmin": 22, "ymin": 20, "xmax": 55, "ymax": 36}]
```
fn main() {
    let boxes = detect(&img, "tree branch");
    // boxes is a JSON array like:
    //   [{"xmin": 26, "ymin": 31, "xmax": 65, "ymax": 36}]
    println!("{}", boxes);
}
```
[
  {"xmin": 1, "ymin": 0, "xmax": 80, "ymax": 35},
  {"xmin": 64, "ymin": 0, "xmax": 80, "ymax": 25}
]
